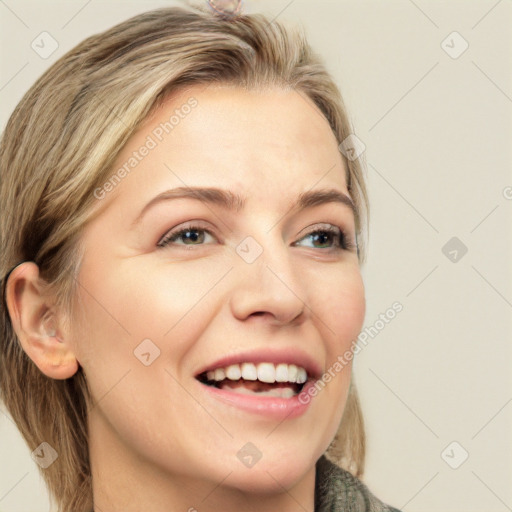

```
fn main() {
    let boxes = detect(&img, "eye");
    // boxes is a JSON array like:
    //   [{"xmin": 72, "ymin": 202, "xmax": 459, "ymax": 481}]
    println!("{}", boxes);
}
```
[
  {"xmin": 293, "ymin": 224, "xmax": 355, "ymax": 251},
  {"xmin": 157, "ymin": 222, "xmax": 356, "ymax": 252},
  {"xmin": 157, "ymin": 223, "xmax": 216, "ymax": 248}
]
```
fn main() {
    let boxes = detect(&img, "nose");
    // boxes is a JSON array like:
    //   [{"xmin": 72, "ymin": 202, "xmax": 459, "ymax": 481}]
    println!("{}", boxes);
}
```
[{"xmin": 229, "ymin": 238, "xmax": 306, "ymax": 327}]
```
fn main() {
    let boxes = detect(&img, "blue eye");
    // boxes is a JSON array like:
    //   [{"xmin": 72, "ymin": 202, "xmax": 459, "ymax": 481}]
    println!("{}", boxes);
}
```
[{"xmin": 293, "ymin": 226, "xmax": 355, "ymax": 251}]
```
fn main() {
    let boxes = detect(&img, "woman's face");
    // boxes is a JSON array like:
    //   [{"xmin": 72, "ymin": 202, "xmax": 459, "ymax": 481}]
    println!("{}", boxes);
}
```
[{"xmin": 72, "ymin": 84, "xmax": 365, "ymax": 494}]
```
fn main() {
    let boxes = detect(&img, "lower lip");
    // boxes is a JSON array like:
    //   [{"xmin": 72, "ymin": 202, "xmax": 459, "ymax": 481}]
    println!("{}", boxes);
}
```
[{"xmin": 197, "ymin": 379, "xmax": 316, "ymax": 420}]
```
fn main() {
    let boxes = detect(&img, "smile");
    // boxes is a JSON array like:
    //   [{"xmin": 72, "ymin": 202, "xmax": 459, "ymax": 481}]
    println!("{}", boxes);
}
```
[
  {"xmin": 194, "ymin": 350, "xmax": 322, "ymax": 419},
  {"xmin": 198, "ymin": 362, "xmax": 309, "ymax": 399}
]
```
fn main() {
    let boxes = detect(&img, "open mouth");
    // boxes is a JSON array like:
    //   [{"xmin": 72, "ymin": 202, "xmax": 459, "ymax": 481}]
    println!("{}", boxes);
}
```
[{"xmin": 196, "ymin": 362, "xmax": 309, "ymax": 399}]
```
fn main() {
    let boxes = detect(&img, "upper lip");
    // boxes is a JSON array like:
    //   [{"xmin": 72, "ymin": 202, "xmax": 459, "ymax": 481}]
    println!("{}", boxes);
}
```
[{"xmin": 194, "ymin": 348, "xmax": 323, "ymax": 380}]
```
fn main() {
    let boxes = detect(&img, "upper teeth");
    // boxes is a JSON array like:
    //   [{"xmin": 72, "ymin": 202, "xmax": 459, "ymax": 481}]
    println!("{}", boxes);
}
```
[{"xmin": 206, "ymin": 362, "xmax": 308, "ymax": 384}]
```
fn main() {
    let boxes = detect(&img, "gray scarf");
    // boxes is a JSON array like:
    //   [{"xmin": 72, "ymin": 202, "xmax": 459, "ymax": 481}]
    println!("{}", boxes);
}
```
[{"xmin": 315, "ymin": 456, "xmax": 402, "ymax": 512}]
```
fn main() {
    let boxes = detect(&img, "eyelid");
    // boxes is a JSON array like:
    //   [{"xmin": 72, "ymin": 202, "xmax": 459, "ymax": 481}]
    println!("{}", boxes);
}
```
[
  {"xmin": 296, "ymin": 222, "xmax": 336, "ymax": 237},
  {"xmin": 157, "ymin": 220, "xmax": 217, "ymax": 247}
]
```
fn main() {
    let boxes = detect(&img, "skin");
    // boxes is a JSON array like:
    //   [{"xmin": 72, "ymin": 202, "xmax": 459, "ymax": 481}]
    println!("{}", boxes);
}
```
[{"xmin": 7, "ymin": 84, "xmax": 366, "ymax": 511}]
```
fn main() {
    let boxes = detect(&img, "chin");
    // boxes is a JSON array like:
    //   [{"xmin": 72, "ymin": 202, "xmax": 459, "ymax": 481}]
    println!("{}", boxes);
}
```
[
  {"xmin": 225, "ymin": 465, "xmax": 312, "ymax": 495},
  {"xmin": 214, "ymin": 445, "xmax": 320, "ymax": 494}
]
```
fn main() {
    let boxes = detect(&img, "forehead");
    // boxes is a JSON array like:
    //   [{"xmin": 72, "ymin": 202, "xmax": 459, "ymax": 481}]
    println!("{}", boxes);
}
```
[
  {"xmin": 152, "ymin": 83, "xmax": 342, "ymax": 158},
  {"xmin": 95, "ymin": 84, "xmax": 350, "ymax": 219}
]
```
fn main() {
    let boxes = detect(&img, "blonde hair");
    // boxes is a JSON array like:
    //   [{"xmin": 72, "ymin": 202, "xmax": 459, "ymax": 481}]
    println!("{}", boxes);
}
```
[{"xmin": 0, "ymin": 5, "xmax": 368, "ymax": 510}]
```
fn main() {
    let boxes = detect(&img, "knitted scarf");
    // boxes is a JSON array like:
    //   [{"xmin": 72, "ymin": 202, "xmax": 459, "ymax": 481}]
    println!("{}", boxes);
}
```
[{"xmin": 315, "ymin": 456, "xmax": 402, "ymax": 512}]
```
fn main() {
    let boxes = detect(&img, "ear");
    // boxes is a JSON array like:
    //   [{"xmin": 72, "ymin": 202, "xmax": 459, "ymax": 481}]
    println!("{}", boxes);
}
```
[{"xmin": 5, "ymin": 261, "xmax": 78, "ymax": 380}]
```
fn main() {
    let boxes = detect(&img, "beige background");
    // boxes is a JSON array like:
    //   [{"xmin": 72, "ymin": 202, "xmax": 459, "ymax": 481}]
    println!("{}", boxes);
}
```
[{"xmin": 1, "ymin": 1, "xmax": 511, "ymax": 511}]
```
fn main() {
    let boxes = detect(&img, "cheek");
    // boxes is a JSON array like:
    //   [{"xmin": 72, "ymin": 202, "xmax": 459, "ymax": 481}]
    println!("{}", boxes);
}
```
[
  {"xmin": 69, "ymin": 262, "xmax": 225, "ymax": 449},
  {"xmin": 310, "ymin": 263, "xmax": 365, "ymax": 354},
  {"xmin": 305, "ymin": 266, "xmax": 364, "ymax": 448},
  {"xmin": 71, "ymin": 259, "xmax": 222, "ymax": 379}
]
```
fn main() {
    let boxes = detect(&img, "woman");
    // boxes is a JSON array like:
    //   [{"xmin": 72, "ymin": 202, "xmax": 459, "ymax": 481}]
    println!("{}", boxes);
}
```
[{"xmin": 0, "ymin": 5, "xmax": 402, "ymax": 511}]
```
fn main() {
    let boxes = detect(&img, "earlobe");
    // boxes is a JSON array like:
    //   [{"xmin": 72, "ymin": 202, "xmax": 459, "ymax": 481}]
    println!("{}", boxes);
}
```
[{"xmin": 5, "ymin": 261, "xmax": 79, "ymax": 380}]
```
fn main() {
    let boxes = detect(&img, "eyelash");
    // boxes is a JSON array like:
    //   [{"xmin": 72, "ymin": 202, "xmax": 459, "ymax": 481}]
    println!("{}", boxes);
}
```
[{"xmin": 157, "ymin": 223, "xmax": 356, "ymax": 252}]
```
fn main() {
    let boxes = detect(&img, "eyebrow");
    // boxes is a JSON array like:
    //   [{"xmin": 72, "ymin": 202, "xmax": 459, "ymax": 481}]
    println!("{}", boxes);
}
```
[{"xmin": 131, "ymin": 186, "xmax": 356, "ymax": 228}]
